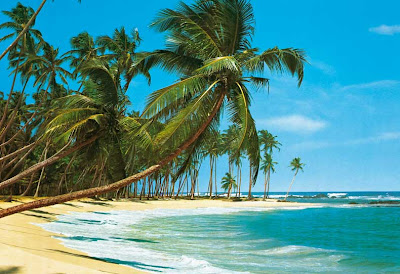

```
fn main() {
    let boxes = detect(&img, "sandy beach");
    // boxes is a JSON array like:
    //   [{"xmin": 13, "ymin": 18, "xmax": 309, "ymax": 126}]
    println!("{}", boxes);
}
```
[{"xmin": 0, "ymin": 197, "xmax": 318, "ymax": 274}]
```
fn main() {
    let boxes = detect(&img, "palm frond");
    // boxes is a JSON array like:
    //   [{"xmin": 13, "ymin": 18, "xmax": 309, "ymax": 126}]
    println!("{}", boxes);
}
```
[{"xmin": 141, "ymin": 75, "xmax": 207, "ymax": 119}]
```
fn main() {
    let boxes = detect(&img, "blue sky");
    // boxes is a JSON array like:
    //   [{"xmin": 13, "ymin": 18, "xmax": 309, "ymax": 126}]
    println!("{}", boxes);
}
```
[{"xmin": 0, "ymin": 0, "xmax": 399, "ymax": 192}]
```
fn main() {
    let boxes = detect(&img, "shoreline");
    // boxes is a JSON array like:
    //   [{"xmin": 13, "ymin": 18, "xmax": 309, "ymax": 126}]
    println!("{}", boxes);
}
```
[{"xmin": 0, "ymin": 197, "xmax": 320, "ymax": 274}]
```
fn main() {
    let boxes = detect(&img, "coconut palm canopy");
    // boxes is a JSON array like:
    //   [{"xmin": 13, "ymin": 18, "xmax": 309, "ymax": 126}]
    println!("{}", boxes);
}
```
[
  {"xmin": 290, "ymin": 157, "xmax": 305, "ymax": 173},
  {"xmin": 140, "ymin": 0, "xmax": 306, "ymax": 184}
]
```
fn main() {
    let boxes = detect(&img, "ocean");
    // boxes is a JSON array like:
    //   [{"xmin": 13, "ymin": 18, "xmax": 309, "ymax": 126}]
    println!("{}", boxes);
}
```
[{"xmin": 39, "ymin": 192, "xmax": 400, "ymax": 273}]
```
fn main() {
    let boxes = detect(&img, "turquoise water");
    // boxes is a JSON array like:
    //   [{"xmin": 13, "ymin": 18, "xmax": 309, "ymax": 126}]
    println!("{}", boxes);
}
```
[{"xmin": 39, "ymin": 192, "xmax": 400, "ymax": 273}]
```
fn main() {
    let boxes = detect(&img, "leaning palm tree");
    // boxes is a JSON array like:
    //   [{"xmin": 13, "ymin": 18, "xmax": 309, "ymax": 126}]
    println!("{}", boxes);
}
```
[
  {"xmin": 284, "ymin": 157, "xmax": 305, "ymax": 201},
  {"xmin": 260, "ymin": 153, "xmax": 277, "ymax": 200},
  {"xmin": 0, "ymin": 0, "xmax": 306, "ymax": 218},
  {"xmin": 221, "ymin": 172, "xmax": 237, "ymax": 199}
]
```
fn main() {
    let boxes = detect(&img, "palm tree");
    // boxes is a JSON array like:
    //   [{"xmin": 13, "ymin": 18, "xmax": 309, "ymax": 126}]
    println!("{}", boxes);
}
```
[
  {"xmin": 258, "ymin": 130, "xmax": 280, "ymax": 198},
  {"xmin": 0, "ymin": 58, "xmax": 149, "ymax": 191},
  {"xmin": 260, "ymin": 153, "xmax": 277, "ymax": 200},
  {"xmin": 0, "ymin": 3, "xmax": 43, "ymax": 133},
  {"xmin": 65, "ymin": 31, "xmax": 99, "ymax": 92},
  {"xmin": 0, "ymin": 0, "xmax": 306, "ymax": 218},
  {"xmin": 31, "ymin": 42, "xmax": 73, "ymax": 99},
  {"xmin": 284, "ymin": 157, "xmax": 305, "ymax": 201},
  {"xmin": 259, "ymin": 130, "xmax": 281, "ymax": 154},
  {"xmin": 221, "ymin": 172, "xmax": 237, "ymax": 199},
  {"xmin": 202, "ymin": 129, "xmax": 221, "ymax": 198},
  {"xmin": 0, "ymin": 0, "xmax": 47, "ymax": 61},
  {"xmin": 67, "ymin": 32, "xmax": 98, "ymax": 71},
  {"xmin": 97, "ymin": 27, "xmax": 150, "ymax": 91}
]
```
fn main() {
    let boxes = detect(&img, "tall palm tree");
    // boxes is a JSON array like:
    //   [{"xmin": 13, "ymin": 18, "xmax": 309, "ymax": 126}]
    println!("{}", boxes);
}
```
[
  {"xmin": 260, "ymin": 153, "xmax": 277, "ymax": 200},
  {"xmin": 97, "ymin": 27, "xmax": 150, "ymax": 91},
  {"xmin": 258, "ymin": 130, "xmax": 280, "ymax": 198},
  {"xmin": 67, "ymin": 32, "xmax": 98, "ymax": 71},
  {"xmin": 284, "ymin": 157, "xmax": 305, "ymax": 201},
  {"xmin": 0, "ymin": 3, "xmax": 43, "ymax": 132},
  {"xmin": 259, "ymin": 130, "xmax": 281, "ymax": 154},
  {"xmin": 221, "ymin": 172, "xmax": 237, "ymax": 199},
  {"xmin": 31, "ymin": 42, "xmax": 73, "ymax": 99},
  {"xmin": 0, "ymin": 0, "xmax": 47, "ymax": 61},
  {"xmin": 0, "ymin": 0, "xmax": 306, "ymax": 218},
  {"xmin": 202, "ymin": 129, "xmax": 220, "ymax": 198},
  {"xmin": 65, "ymin": 31, "xmax": 99, "ymax": 91}
]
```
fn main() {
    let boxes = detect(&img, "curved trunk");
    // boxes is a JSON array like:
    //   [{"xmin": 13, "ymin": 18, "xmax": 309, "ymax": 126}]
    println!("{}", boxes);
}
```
[
  {"xmin": 284, "ymin": 170, "xmax": 298, "ymax": 201},
  {"xmin": 0, "ymin": 111, "xmax": 37, "ymax": 149},
  {"xmin": 20, "ymin": 172, "xmax": 36, "ymax": 197},
  {"xmin": 0, "ymin": 0, "xmax": 47, "ymax": 61},
  {"xmin": 0, "ymin": 135, "xmax": 97, "ymax": 191},
  {"xmin": 0, "ymin": 93, "xmax": 225, "ymax": 218}
]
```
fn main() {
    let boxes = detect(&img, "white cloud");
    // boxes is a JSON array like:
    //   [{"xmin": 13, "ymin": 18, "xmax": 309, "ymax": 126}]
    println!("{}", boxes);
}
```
[
  {"xmin": 258, "ymin": 115, "xmax": 327, "ymax": 134},
  {"xmin": 292, "ymin": 132, "xmax": 400, "ymax": 150},
  {"xmin": 340, "ymin": 80, "xmax": 400, "ymax": 91},
  {"xmin": 369, "ymin": 25, "xmax": 400, "ymax": 35},
  {"xmin": 346, "ymin": 132, "xmax": 400, "ymax": 145},
  {"xmin": 310, "ymin": 60, "xmax": 336, "ymax": 76}
]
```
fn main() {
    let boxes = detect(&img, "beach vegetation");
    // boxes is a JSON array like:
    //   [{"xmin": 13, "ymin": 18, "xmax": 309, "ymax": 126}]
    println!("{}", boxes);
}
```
[
  {"xmin": 284, "ymin": 157, "xmax": 305, "ymax": 201},
  {"xmin": 0, "ymin": 0, "xmax": 306, "ymax": 218},
  {"xmin": 221, "ymin": 172, "xmax": 237, "ymax": 199}
]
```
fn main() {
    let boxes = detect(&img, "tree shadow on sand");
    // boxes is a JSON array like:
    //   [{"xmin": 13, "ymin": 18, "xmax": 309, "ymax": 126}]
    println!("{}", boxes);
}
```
[
  {"xmin": 0, "ymin": 267, "xmax": 21, "ymax": 274},
  {"xmin": 48, "ymin": 249, "xmax": 174, "ymax": 272}
]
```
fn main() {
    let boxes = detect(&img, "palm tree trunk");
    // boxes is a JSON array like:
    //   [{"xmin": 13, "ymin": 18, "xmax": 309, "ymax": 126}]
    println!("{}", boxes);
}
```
[
  {"xmin": 239, "ymin": 168, "xmax": 242, "ymax": 198},
  {"xmin": 0, "ymin": 0, "xmax": 47, "ymax": 61},
  {"xmin": 0, "ymin": 52, "xmax": 23, "ymax": 130},
  {"xmin": 236, "ymin": 164, "xmax": 240, "ymax": 197},
  {"xmin": 284, "ymin": 170, "xmax": 298, "ymax": 201},
  {"xmin": 20, "ymin": 172, "xmax": 36, "ymax": 197},
  {"xmin": 0, "ymin": 112, "xmax": 37, "ymax": 149},
  {"xmin": 263, "ymin": 172, "xmax": 267, "ymax": 200},
  {"xmin": 2, "ymin": 143, "xmax": 37, "ymax": 178},
  {"xmin": 0, "ymin": 80, "xmax": 29, "ymax": 142},
  {"xmin": 266, "ymin": 168, "xmax": 271, "ymax": 199},
  {"xmin": 34, "ymin": 143, "xmax": 49, "ymax": 198},
  {"xmin": 175, "ymin": 174, "xmax": 187, "ymax": 199},
  {"xmin": 248, "ymin": 164, "xmax": 252, "ymax": 199},
  {"xmin": 0, "ymin": 93, "xmax": 225, "ymax": 218},
  {"xmin": 57, "ymin": 155, "xmax": 76, "ymax": 195},
  {"xmin": 214, "ymin": 158, "xmax": 217, "ymax": 198},
  {"xmin": 208, "ymin": 156, "xmax": 213, "ymax": 198},
  {"xmin": 0, "ymin": 135, "xmax": 97, "ymax": 191},
  {"xmin": 0, "ymin": 142, "xmax": 37, "ymax": 163}
]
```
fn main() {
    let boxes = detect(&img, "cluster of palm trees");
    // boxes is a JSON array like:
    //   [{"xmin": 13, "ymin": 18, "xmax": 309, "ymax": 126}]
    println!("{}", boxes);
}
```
[{"xmin": 0, "ymin": 0, "xmax": 307, "ymax": 218}]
